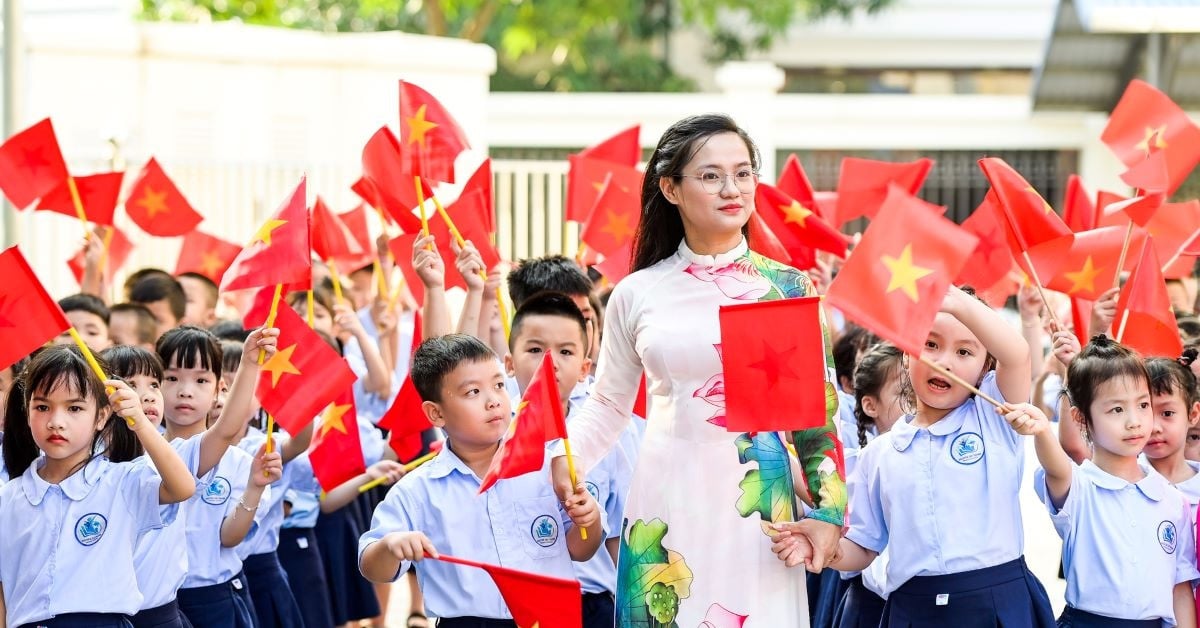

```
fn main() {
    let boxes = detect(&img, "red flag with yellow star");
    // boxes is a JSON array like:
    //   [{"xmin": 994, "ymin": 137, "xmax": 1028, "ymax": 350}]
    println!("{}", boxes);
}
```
[
  {"xmin": 1063, "ymin": 175, "xmax": 1096, "ymax": 233},
  {"xmin": 566, "ymin": 155, "xmax": 643, "ymax": 224},
  {"xmin": 1144, "ymin": 200, "xmax": 1200, "ymax": 278},
  {"xmin": 309, "ymin": 387, "xmax": 367, "ymax": 492},
  {"xmin": 834, "ymin": 157, "xmax": 933, "ymax": 226},
  {"xmin": 124, "ymin": 158, "xmax": 204, "ymax": 237},
  {"xmin": 478, "ymin": 353, "xmax": 565, "ymax": 494},
  {"xmin": 1034, "ymin": 226, "xmax": 1145, "ymax": 301},
  {"xmin": 978, "ymin": 159, "xmax": 1073, "ymax": 280},
  {"xmin": 37, "ymin": 171, "xmax": 123, "ymax": 226},
  {"xmin": 754, "ymin": 182, "xmax": 850, "ymax": 262},
  {"xmin": 1114, "ymin": 239, "xmax": 1182, "ymax": 358},
  {"xmin": 482, "ymin": 561, "xmax": 583, "ymax": 628},
  {"xmin": 719, "ymin": 296, "xmax": 827, "ymax": 432},
  {"xmin": 311, "ymin": 196, "xmax": 366, "ymax": 263},
  {"xmin": 338, "ymin": 203, "xmax": 375, "ymax": 265},
  {"xmin": 826, "ymin": 187, "xmax": 978, "ymax": 356},
  {"xmin": 956, "ymin": 194, "xmax": 1015, "ymax": 291},
  {"xmin": 579, "ymin": 124, "xmax": 641, "ymax": 166},
  {"xmin": 459, "ymin": 159, "xmax": 496, "ymax": 235},
  {"xmin": 220, "ymin": 178, "xmax": 313, "ymax": 292},
  {"xmin": 0, "ymin": 246, "xmax": 71, "ymax": 371},
  {"xmin": 399, "ymin": 81, "xmax": 470, "ymax": 184},
  {"xmin": 580, "ymin": 173, "xmax": 641, "ymax": 256},
  {"xmin": 1102, "ymin": 79, "xmax": 1200, "ymax": 196},
  {"xmin": 361, "ymin": 127, "xmax": 431, "ymax": 234},
  {"xmin": 255, "ymin": 304, "xmax": 358, "ymax": 433},
  {"xmin": 776, "ymin": 154, "xmax": 822, "ymax": 221},
  {"xmin": 69, "ymin": 225, "xmax": 134, "ymax": 286},
  {"xmin": 175, "ymin": 230, "xmax": 242, "ymax": 285},
  {"xmin": 0, "ymin": 118, "xmax": 69, "ymax": 209}
]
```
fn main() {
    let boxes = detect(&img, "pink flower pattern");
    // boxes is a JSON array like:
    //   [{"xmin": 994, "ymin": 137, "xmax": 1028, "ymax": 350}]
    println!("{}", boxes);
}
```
[{"xmin": 683, "ymin": 258, "xmax": 772, "ymax": 301}]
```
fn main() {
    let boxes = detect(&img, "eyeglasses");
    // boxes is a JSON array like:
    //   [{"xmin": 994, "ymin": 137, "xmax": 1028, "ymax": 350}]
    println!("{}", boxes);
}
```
[{"xmin": 679, "ymin": 169, "xmax": 759, "ymax": 194}]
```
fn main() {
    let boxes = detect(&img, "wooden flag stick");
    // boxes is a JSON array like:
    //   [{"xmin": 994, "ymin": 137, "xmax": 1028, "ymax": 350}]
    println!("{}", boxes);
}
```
[
  {"xmin": 427, "ymin": 192, "xmax": 511, "ymax": 340},
  {"xmin": 414, "ymin": 176, "xmax": 431, "ymax": 247},
  {"xmin": 97, "ymin": 227, "xmax": 114, "ymax": 277},
  {"xmin": 1113, "ymin": 221, "xmax": 1135, "ymax": 291},
  {"xmin": 258, "ymin": 283, "xmax": 285, "ymax": 364},
  {"xmin": 560, "ymin": 436, "xmax": 588, "ymax": 540},
  {"xmin": 305, "ymin": 289, "xmax": 315, "ymax": 328},
  {"xmin": 358, "ymin": 449, "xmax": 439, "ymax": 493},
  {"xmin": 327, "ymin": 259, "xmax": 345, "ymax": 305},
  {"xmin": 1019, "ymin": 250, "xmax": 1060, "ymax": 327},
  {"xmin": 1115, "ymin": 308, "xmax": 1131, "ymax": 342},
  {"xmin": 68, "ymin": 327, "xmax": 132, "ymax": 426},
  {"xmin": 917, "ymin": 355, "xmax": 1003, "ymax": 409},
  {"xmin": 65, "ymin": 176, "xmax": 92, "ymax": 239}
]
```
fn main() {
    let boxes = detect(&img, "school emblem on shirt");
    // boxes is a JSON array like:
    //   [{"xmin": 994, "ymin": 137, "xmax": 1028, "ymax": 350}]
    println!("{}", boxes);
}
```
[
  {"xmin": 202, "ymin": 476, "xmax": 232, "ymax": 505},
  {"xmin": 530, "ymin": 514, "xmax": 559, "ymax": 548},
  {"xmin": 585, "ymin": 481, "xmax": 600, "ymax": 502},
  {"xmin": 1158, "ymin": 521, "xmax": 1178, "ymax": 554},
  {"xmin": 75, "ymin": 513, "xmax": 107, "ymax": 546},
  {"xmin": 950, "ymin": 432, "xmax": 985, "ymax": 465}
]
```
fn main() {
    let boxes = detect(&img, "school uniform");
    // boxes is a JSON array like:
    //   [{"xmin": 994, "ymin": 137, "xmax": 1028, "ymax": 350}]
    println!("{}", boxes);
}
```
[
  {"xmin": 832, "ymin": 429, "xmax": 887, "ymax": 628},
  {"xmin": 0, "ymin": 456, "xmax": 164, "ymax": 628},
  {"xmin": 130, "ymin": 433, "xmax": 205, "ymax": 628},
  {"xmin": 176, "ymin": 446, "xmax": 270, "ymax": 628},
  {"xmin": 358, "ymin": 443, "xmax": 588, "ymax": 622},
  {"xmin": 1037, "ymin": 461, "xmax": 1200, "ymax": 627},
  {"xmin": 277, "ymin": 454, "xmax": 336, "ymax": 628},
  {"xmin": 236, "ymin": 429, "xmax": 304, "ymax": 628},
  {"xmin": 845, "ymin": 372, "xmax": 1055, "ymax": 627}
]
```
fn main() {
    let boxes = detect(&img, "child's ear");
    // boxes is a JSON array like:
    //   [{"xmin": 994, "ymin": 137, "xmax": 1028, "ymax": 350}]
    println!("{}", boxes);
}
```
[
  {"xmin": 421, "ymin": 400, "xmax": 445, "ymax": 428},
  {"xmin": 860, "ymin": 395, "xmax": 879, "ymax": 420},
  {"xmin": 1069, "ymin": 406, "xmax": 1090, "ymax": 440},
  {"xmin": 96, "ymin": 405, "xmax": 113, "ymax": 432},
  {"xmin": 1189, "ymin": 401, "xmax": 1200, "ymax": 427},
  {"xmin": 503, "ymin": 353, "xmax": 515, "ymax": 378},
  {"xmin": 578, "ymin": 357, "xmax": 592, "ymax": 383}
]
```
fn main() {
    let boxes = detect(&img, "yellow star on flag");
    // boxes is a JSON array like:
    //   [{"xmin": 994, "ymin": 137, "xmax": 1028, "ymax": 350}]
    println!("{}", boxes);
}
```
[
  {"xmin": 405, "ymin": 104, "xmax": 439, "ymax": 147},
  {"xmin": 1063, "ymin": 256, "xmax": 1103, "ymax": 295},
  {"xmin": 262, "ymin": 343, "xmax": 302, "ymax": 387},
  {"xmin": 318, "ymin": 402, "xmax": 353, "ymax": 438},
  {"xmin": 599, "ymin": 209, "xmax": 635, "ymax": 243},
  {"xmin": 135, "ymin": 186, "xmax": 170, "ymax": 218},
  {"xmin": 781, "ymin": 201, "xmax": 813, "ymax": 227},
  {"xmin": 881, "ymin": 243, "xmax": 933, "ymax": 302},
  {"xmin": 1136, "ymin": 125, "xmax": 1169, "ymax": 154},
  {"xmin": 253, "ymin": 218, "xmax": 288, "ymax": 247},
  {"xmin": 199, "ymin": 250, "xmax": 224, "ymax": 279},
  {"xmin": 1024, "ymin": 186, "xmax": 1053, "ymax": 214}
]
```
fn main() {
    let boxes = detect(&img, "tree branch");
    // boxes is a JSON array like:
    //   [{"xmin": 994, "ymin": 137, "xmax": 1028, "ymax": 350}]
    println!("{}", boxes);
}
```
[
  {"xmin": 461, "ymin": 0, "xmax": 501, "ymax": 42},
  {"xmin": 424, "ymin": 0, "xmax": 447, "ymax": 36}
]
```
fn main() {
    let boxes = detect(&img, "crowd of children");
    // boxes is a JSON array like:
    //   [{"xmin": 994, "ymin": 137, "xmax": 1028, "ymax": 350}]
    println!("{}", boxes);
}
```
[{"xmin": 5, "ymin": 127, "xmax": 1200, "ymax": 628}]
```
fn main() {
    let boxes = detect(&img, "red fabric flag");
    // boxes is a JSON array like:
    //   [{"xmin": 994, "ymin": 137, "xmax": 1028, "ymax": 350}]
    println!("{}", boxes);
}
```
[
  {"xmin": 1140, "ymin": 201, "xmax": 1200, "ymax": 278},
  {"xmin": 124, "ymin": 158, "xmax": 204, "ymax": 237},
  {"xmin": 220, "ymin": 178, "xmax": 313, "ymax": 292},
  {"xmin": 1037, "ymin": 226, "xmax": 1145, "ymax": 301},
  {"xmin": 1097, "ymin": 190, "xmax": 1128, "ymax": 219},
  {"xmin": 0, "ymin": 118, "xmax": 69, "ymax": 209},
  {"xmin": 478, "ymin": 353, "xmax": 565, "ymax": 493},
  {"xmin": 974, "ymin": 274, "xmax": 1021, "ymax": 309},
  {"xmin": 633, "ymin": 375, "xmax": 648, "ymax": 419},
  {"xmin": 979, "ymin": 158, "xmax": 1072, "ymax": 251},
  {"xmin": 69, "ymin": 226, "xmax": 134, "ymax": 286},
  {"xmin": 592, "ymin": 242, "xmax": 634, "ymax": 284},
  {"xmin": 776, "ymin": 154, "xmax": 820, "ymax": 219},
  {"xmin": 311, "ymin": 196, "xmax": 366, "ymax": 263},
  {"xmin": 382, "ymin": 375, "xmax": 428, "ymax": 462},
  {"xmin": 566, "ymin": 155, "xmax": 643, "ymax": 223},
  {"xmin": 423, "ymin": 202, "xmax": 502, "ymax": 293},
  {"xmin": 255, "ymin": 305, "xmax": 359, "ymax": 433},
  {"xmin": 956, "ymin": 194, "xmax": 1015, "ymax": 291},
  {"xmin": 37, "ymin": 171, "xmax": 123, "ymax": 226},
  {"xmin": 175, "ymin": 230, "xmax": 242, "ymax": 285},
  {"xmin": 1072, "ymin": 296, "xmax": 1093, "ymax": 344},
  {"xmin": 361, "ymin": 127, "xmax": 431, "ymax": 234},
  {"xmin": 482, "ymin": 562, "xmax": 582, "ymax": 628},
  {"xmin": 719, "ymin": 296, "xmax": 827, "ymax": 431},
  {"xmin": 338, "ymin": 203, "xmax": 375, "ymax": 263},
  {"xmin": 754, "ymin": 183, "xmax": 849, "ymax": 261},
  {"xmin": 461, "ymin": 159, "xmax": 495, "ymax": 234},
  {"xmin": 579, "ymin": 125, "xmax": 641, "ymax": 167},
  {"xmin": 1063, "ymin": 175, "xmax": 1096, "ymax": 232},
  {"xmin": 745, "ymin": 209, "xmax": 804, "ymax": 268},
  {"xmin": 387, "ymin": 233, "xmax": 427, "ymax": 307},
  {"xmin": 1114, "ymin": 239, "xmax": 1182, "ymax": 359},
  {"xmin": 825, "ymin": 187, "xmax": 978, "ymax": 356},
  {"xmin": 399, "ymin": 81, "xmax": 471, "ymax": 184},
  {"xmin": 834, "ymin": 157, "xmax": 934, "ymax": 225},
  {"xmin": 309, "ymin": 388, "xmax": 367, "ymax": 492},
  {"xmin": 0, "ymin": 246, "xmax": 71, "ymax": 371},
  {"xmin": 580, "ymin": 174, "xmax": 641, "ymax": 257},
  {"xmin": 1101, "ymin": 79, "xmax": 1200, "ymax": 195}
]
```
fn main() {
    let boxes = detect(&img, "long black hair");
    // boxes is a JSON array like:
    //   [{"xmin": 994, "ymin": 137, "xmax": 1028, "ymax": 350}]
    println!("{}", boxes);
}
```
[
  {"xmin": 631, "ymin": 114, "xmax": 761, "ymax": 273},
  {"xmin": 100, "ymin": 345, "xmax": 165, "ymax": 462},
  {"xmin": 2, "ymin": 345, "xmax": 115, "ymax": 478}
]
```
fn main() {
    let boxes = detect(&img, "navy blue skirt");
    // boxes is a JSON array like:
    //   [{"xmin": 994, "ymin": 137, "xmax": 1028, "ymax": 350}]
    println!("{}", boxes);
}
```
[
  {"xmin": 315, "ymin": 505, "xmax": 380, "ymax": 623},
  {"xmin": 177, "ymin": 571, "xmax": 259, "ymax": 628},
  {"xmin": 243, "ymin": 552, "xmax": 305, "ymax": 628},
  {"xmin": 882, "ymin": 557, "xmax": 1055, "ymax": 628},
  {"xmin": 130, "ymin": 600, "xmax": 192, "ymax": 628},
  {"xmin": 277, "ymin": 528, "xmax": 335, "ymax": 628},
  {"xmin": 832, "ymin": 575, "xmax": 886, "ymax": 628},
  {"xmin": 18, "ymin": 614, "xmax": 132, "ymax": 628},
  {"xmin": 808, "ymin": 568, "xmax": 851, "ymax": 628},
  {"xmin": 1057, "ymin": 606, "xmax": 1160, "ymax": 628},
  {"xmin": 582, "ymin": 592, "xmax": 615, "ymax": 628}
]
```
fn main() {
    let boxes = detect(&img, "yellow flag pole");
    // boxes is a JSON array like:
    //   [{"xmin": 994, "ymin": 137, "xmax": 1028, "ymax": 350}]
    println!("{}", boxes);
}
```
[
  {"xmin": 1113, "ymin": 221, "xmax": 1135, "ymax": 291},
  {"xmin": 561, "ymin": 436, "xmax": 588, "ymax": 540},
  {"xmin": 357, "ymin": 449, "xmax": 439, "ymax": 493},
  {"xmin": 305, "ymin": 289, "xmax": 315, "ymax": 328},
  {"xmin": 258, "ymin": 283, "xmax": 284, "ymax": 364},
  {"xmin": 68, "ymin": 328, "xmax": 132, "ymax": 426},
  {"xmin": 427, "ymin": 193, "xmax": 510, "ymax": 341},
  {"xmin": 327, "ymin": 259, "xmax": 345, "ymax": 305},
  {"xmin": 414, "ymin": 176, "xmax": 431, "ymax": 246},
  {"xmin": 65, "ymin": 177, "xmax": 92, "ymax": 238},
  {"xmin": 97, "ymin": 227, "xmax": 114, "ymax": 278}
]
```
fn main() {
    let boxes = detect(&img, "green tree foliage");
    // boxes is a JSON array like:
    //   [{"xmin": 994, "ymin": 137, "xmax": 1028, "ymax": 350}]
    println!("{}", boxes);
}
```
[{"xmin": 138, "ymin": 0, "xmax": 891, "ymax": 92}]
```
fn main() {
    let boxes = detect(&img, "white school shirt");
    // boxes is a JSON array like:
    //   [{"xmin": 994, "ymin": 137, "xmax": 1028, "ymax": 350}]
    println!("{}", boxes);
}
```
[
  {"xmin": 1036, "ymin": 461, "xmax": 1200, "ymax": 624},
  {"xmin": 358, "ymin": 444, "xmax": 580, "ymax": 620},
  {"xmin": 132, "ymin": 433, "xmax": 204, "ymax": 610},
  {"xmin": 845, "ymin": 372, "xmax": 1026, "ymax": 597},
  {"xmin": 0, "ymin": 456, "xmax": 163, "ymax": 626},
  {"xmin": 180, "ymin": 445, "xmax": 271, "ymax": 588}
]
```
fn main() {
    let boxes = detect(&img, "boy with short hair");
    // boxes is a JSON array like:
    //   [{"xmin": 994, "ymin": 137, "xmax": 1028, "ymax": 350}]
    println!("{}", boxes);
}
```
[
  {"xmin": 55, "ymin": 292, "xmax": 112, "ymax": 351},
  {"xmin": 109, "ymin": 302, "xmax": 160, "ymax": 349},
  {"xmin": 178, "ymin": 272, "xmax": 220, "ymax": 328},
  {"xmin": 359, "ymin": 334, "xmax": 603, "ymax": 625},
  {"xmin": 129, "ymin": 272, "xmax": 187, "ymax": 337},
  {"xmin": 505, "ymin": 292, "xmax": 630, "ymax": 628}
]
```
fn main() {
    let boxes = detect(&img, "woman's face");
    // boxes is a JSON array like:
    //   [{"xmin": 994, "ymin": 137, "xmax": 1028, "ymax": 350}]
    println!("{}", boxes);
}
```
[{"xmin": 659, "ymin": 132, "xmax": 756, "ymax": 245}]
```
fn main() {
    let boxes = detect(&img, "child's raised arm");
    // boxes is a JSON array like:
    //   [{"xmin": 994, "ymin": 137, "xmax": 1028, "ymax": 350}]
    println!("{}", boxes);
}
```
[
  {"xmin": 279, "ymin": 421, "xmax": 313, "ymax": 465},
  {"xmin": 220, "ymin": 445, "xmax": 281, "ymax": 547},
  {"xmin": 320, "ymin": 460, "xmax": 406, "ymax": 513},
  {"xmin": 452, "ymin": 239, "xmax": 485, "ymax": 340},
  {"xmin": 200, "ymin": 326, "xmax": 278, "ymax": 476},
  {"xmin": 942, "ymin": 285, "xmax": 1031, "ymax": 403},
  {"xmin": 336, "ymin": 302, "xmax": 391, "ymax": 398},
  {"xmin": 413, "ymin": 234, "xmax": 451, "ymax": 338},
  {"xmin": 108, "ymin": 379, "xmax": 195, "ymax": 504}
]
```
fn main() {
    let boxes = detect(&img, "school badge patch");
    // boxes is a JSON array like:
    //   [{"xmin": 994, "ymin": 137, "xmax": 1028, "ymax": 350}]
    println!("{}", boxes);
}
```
[
  {"xmin": 1158, "ymin": 521, "xmax": 1178, "ymax": 554},
  {"xmin": 950, "ymin": 432, "xmax": 984, "ymax": 465},
  {"xmin": 530, "ymin": 514, "xmax": 559, "ymax": 548},
  {"xmin": 202, "ymin": 476, "xmax": 232, "ymax": 505},
  {"xmin": 75, "ymin": 513, "xmax": 107, "ymax": 546}
]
